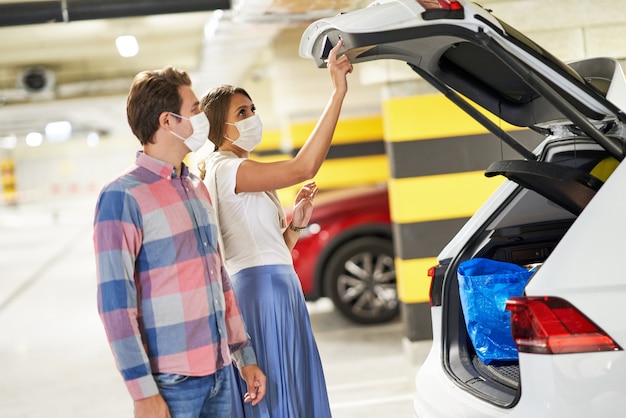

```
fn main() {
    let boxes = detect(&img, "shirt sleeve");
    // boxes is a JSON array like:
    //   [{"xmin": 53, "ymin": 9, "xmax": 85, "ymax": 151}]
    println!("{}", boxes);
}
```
[
  {"xmin": 220, "ymin": 263, "xmax": 257, "ymax": 369},
  {"xmin": 93, "ymin": 186, "xmax": 159, "ymax": 400},
  {"xmin": 215, "ymin": 155, "xmax": 245, "ymax": 198}
]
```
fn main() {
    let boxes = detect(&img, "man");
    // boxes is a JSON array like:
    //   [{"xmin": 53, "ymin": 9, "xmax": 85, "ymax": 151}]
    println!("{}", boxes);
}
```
[{"xmin": 94, "ymin": 66, "xmax": 265, "ymax": 418}]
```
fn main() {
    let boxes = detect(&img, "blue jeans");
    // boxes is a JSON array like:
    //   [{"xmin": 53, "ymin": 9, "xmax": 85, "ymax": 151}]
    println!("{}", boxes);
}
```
[{"xmin": 154, "ymin": 368, "xmax": 231, "ymax": 418}]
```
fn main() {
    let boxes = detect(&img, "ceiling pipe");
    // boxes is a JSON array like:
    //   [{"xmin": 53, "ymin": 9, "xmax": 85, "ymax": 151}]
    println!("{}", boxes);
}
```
[{"xmin": 0, "ymin": 0, "xmax": 231, "ymax": 27}]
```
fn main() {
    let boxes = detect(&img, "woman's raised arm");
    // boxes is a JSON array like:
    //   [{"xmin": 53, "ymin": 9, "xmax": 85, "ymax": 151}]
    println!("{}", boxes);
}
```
[{"xmin": 234, "ymin": 39, "xmax": 353, "ymax": 194}]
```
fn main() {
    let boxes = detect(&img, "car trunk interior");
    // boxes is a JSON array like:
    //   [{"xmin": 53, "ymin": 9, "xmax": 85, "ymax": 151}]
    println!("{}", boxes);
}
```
[{"xmin": 441, "ymin": 140, "xmax": 615, "ymax": 407}]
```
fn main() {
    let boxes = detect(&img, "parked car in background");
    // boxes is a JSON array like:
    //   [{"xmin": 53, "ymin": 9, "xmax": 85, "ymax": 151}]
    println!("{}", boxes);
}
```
[
  {"xmin": 300, "ymin": 0, "xmax": 626, "ymax": 416},
  {"xmin": 287, "ymin": 184, "xmax": 398, "ymax": 324}
]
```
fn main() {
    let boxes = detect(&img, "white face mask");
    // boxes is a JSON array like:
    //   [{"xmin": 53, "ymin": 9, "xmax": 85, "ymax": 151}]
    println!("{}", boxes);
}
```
[
  {"xmin": 169, "ymin": 112, "xmax": 210, "ymax": 153},
  {"xmin": 225, "ymin": 114, "xmax": 263, "ymax": 152}
]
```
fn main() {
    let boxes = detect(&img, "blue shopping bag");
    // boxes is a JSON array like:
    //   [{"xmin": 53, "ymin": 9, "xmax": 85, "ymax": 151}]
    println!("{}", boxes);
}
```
[{"xmin": 457, "ymin": 258, "xmax": 533, "ymax": 365}]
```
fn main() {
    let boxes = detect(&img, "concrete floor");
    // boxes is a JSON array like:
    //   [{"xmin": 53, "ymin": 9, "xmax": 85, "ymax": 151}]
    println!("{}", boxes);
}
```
[{"xmin": 0, "ymin": 196, "xmax": 429, "ymax": 417}]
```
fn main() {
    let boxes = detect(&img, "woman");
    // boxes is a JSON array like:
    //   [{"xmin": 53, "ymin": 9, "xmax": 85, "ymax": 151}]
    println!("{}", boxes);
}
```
[{"xmin": 199, "ymin": 40, "xmax": 352, "ymax": 417}]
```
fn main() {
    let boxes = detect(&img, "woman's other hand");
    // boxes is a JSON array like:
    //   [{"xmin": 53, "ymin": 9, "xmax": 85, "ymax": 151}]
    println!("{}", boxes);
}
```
[{"xmin": 291, "ymin": 181, "xmax": 318, "ymax": 229}]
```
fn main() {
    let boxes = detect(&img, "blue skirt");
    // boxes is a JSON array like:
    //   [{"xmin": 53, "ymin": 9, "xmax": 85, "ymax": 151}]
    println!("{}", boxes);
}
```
[{"xmin": 229, "ymin": 264, "xmax": 331, "ymax": 418}]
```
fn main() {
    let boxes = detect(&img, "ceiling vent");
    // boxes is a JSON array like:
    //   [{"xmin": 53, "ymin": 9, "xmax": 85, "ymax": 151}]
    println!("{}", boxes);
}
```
[{"xmin": 17, "ymin": 67, "xmax": 55, "ymax": 94}]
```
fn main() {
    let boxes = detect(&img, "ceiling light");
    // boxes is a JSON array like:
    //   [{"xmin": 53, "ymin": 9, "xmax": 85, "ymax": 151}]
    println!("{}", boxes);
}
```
[
  {"xmin": 0, "ymin": 134, "xmax": 17, "ymax": 149},
  {"xmin": 87, "ymin": 132, "xmax": 100, "ymax": 147},
  {"xmin": 116, "ymin": 35, "xmax": 139, "ymax": 58},
  {"xmin": 25, "ymin": 132, "xmax": 43, "ymax": 147},
  {"xmin": 45, "ymin": 120, "xmax": 72, "ymax": 142}
]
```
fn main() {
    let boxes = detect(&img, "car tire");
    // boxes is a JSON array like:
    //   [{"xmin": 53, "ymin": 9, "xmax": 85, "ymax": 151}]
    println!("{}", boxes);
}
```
[{"xmin": 323, "ymin": 236, "xmax": 399, "ymax": 324}]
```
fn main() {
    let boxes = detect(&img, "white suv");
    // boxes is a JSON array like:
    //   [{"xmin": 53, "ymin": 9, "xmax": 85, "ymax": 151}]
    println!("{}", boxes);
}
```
[{"xmin": 300, "ymin": 1, "xmax": 626, "ymax": 416}]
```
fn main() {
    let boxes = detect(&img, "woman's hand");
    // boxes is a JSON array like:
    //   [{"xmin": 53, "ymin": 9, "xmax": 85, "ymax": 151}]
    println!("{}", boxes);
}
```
[
  {"xmin": 291, "ymin": 181, "xmax": 318, "ymax": 229},
  {"xmin": 326, "ymin": 39, "xmax": 353, "ymax": 96}
]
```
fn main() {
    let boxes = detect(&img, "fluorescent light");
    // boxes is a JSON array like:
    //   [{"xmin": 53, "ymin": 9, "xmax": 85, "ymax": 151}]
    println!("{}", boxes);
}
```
[
  {"xmin": 116, "ymin": 35, "xmax": 139, "ymax": 58},
  {"xmin": 0, "ymin": 134, "xmax": 17, "ymax": 149},
  {"xmin": 45, "ymin": 120, "xmax": 72, "ymax": 142},
  {"xmin": 25, "ymin": 132, "xmax": 43, "ymax": 147},
  {"xmin": 87, "ymin": 132, "xmax": 100, "ymax": 147}
]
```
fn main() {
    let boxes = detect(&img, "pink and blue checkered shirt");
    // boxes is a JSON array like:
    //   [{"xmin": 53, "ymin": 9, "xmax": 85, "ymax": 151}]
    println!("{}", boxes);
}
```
[{"xmin": 94, "ymin": 152, "xmax": 256, "ymax": 400}]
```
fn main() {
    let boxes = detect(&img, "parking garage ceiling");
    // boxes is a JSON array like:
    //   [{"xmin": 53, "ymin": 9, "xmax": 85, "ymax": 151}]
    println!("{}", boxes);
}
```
[
  {"xmin": 0, "ymin": 0, "xmax": 363, "ymax": 138},
  {"xmin": 1, "ymin": 0, "xmax": 626, "ymax": 142},
  {"xmin": 0, "ymin": 0, "xmax": 361, "ymax": 101}
]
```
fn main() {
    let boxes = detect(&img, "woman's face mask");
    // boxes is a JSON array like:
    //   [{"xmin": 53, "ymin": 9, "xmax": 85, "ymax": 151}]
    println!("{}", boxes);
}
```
[
  {"xmin": 224, "ymin": 114, "xmax": 263, "ymax": 152},
  {"xmin": 169, "ymin": 112, "xmax": 210, "ymax": 153}
]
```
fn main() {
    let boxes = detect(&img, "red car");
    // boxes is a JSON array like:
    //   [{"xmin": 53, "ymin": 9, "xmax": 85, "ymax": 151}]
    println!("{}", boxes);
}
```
[{"xmin": 287, "ymin": 184, "xmax": 398, "ymax": 324}]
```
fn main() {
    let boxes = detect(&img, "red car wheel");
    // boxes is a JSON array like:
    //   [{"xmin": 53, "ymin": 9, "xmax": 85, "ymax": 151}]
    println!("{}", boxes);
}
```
[{"xmin": 323, "ymin": 236, "xmax": 399, "ymax": 324}]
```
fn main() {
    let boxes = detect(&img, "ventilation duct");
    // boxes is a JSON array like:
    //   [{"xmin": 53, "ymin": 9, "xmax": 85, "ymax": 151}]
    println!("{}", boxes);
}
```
[
  {"xmin": 17, "ymin": 67, "xmax": 55, "ymax": 94},
  {"xmin": 0, "ymin": 0, "xmax": 231, "ymax": 27}
]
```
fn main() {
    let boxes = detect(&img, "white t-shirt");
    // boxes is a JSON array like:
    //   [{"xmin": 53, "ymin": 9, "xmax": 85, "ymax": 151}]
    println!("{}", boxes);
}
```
[{"xmin": 204, "ymin": 151, "xmax": 292, "ymax": 275}]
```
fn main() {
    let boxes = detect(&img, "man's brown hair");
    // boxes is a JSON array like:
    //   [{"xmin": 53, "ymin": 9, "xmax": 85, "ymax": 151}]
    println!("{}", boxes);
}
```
[{"xmin": 126, "ymin": 66, "xmax": 191, "ymax": 145}]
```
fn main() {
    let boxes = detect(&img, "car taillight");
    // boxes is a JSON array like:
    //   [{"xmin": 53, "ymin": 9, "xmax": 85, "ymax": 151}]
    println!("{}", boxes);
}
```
[
  {"xmin": 416, "ymin": 0, "xmax": 464, "ymax": 20},
  {"xmin": 427, "ymin": 264, "xmax": 445, "ymax": 306},
  {"xmin": 416, "ymin": 0, "xmax": 463, "ymax": 10},
  {"xmin": 506, "ymin": 296, "xmax": 622, "ymax": 354},
  {"xmin": 427, "ymin": 266, "xmax": 436, "ymax": 306}
]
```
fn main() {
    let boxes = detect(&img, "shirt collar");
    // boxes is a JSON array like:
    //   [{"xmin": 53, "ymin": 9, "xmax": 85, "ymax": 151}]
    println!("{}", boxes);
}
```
[{"xmin": 136, "ymin": 151, "xmax": 189, "ymax": 180}]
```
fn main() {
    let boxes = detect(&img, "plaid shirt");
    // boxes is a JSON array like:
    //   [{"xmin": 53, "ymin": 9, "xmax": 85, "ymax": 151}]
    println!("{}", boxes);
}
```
[{"xmin": 94, "ymin": 152, "xmax": 255, "ymax": 400}]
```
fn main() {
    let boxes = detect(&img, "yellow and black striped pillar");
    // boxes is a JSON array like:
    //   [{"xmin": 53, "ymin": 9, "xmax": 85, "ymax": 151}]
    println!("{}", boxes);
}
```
[
  {"xmin": 291, "ymin": 115, "xmax": 388, "ymax": 189},
  {"xmin": 261, "ymin": 115, "xmax": 390, "ymax": 204},
  {"xmin": 383, "ymin": 93, "xmax": 541, "ymax": 341},
  {"xmin": 1, "ymin": 158, "xmax": 17, "ymax": 205}
]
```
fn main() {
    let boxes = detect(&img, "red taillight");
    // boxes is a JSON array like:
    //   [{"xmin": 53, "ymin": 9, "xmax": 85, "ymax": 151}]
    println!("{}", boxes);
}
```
[
  {"xmin": 506, "ymin": 296, "xmax": 622, "ymax": 354},
  {"xmin": 427, "ymin": 266, "xmax": 436, "ymax": 306},
  {"xmin": 416, "ymin": 0, "xmax": 464, "ymax": 11}
]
